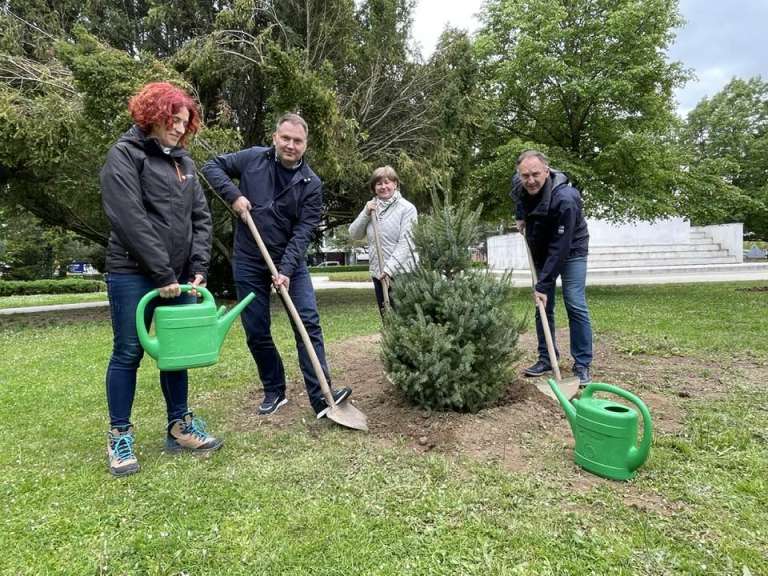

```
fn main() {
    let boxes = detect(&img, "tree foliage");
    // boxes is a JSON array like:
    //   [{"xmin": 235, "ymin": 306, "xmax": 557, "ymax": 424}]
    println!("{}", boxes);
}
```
[
  {"xmin": 5, "ymin": 0, "xmax": 765, "ymax": 289},
  {"xmin": 2, "ymin": 0, "xmax": 475, "ymax": 288},
  {"xmin": 0, "ymin": 205, "xmax": 101, "ymax": 280},
  {"xmin": 472, "ymin": 0, "xmax": 690, "ymax": 221},
  {"xmin": 681, "ymin": 77, "xmax": 768, "ymax": 238}
]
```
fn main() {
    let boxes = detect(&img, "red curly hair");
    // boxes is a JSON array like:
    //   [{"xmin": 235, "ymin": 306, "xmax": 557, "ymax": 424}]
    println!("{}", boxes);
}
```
[{"xmin": 128, "ymin": 82, "xmax": 201, "ymax": 148}]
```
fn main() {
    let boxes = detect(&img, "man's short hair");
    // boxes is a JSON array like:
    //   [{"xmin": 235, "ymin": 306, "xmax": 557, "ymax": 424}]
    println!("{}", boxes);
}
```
[
  {"xmin": 516, "ymin": 149, "xmax": 550, "ymax": 168},
  {"xmin": 369, "ymin": 165, "xmax": 400, "ymax": 192},
  {"xmin": 275, "ymin": 113, "xmax": 309, "ymax": 137}
]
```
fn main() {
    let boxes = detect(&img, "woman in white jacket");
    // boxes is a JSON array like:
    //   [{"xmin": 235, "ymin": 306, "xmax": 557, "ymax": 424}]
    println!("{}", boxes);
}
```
[{"xmin": 349, "ymin": 166, "xmax": 418, "ymax": 314}]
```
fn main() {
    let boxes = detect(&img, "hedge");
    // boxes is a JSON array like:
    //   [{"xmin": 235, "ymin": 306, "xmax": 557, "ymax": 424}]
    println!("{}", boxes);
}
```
[
  {"xmin": 0, "ymin": 278, "xmax": 107, "ymax": 297},
  {"xmin": 307, "ymin": 265, "xmax": 369, "ymax": 274}
]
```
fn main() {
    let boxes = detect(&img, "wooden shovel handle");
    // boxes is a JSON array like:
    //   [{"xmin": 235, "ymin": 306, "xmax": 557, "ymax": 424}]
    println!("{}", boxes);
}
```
[
  {"xmin": 523, "ymin": 232, "xmax": 562, "ymax": 381},
  {"xmin": 242, "ymin": 211, "xmax": 335, "ymax": 406},
  {"xmin": 370, "ymin": 208, "xmax": 390, "ymax": 310}
]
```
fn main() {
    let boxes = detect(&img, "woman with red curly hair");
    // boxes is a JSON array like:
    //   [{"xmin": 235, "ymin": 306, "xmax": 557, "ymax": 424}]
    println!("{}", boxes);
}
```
[{"xmin": 100, "ymin": 82, "xmax": 222, "ymax": 477}]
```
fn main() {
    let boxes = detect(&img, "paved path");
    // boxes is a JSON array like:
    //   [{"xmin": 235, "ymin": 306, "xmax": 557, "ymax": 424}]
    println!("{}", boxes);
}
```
[
  {"xmin": 0, "ymin": 301, "xmax": 111, "ymax": 315},
  {"xmin": 0, "ymin": 277, "xmax": 374, "ymax": 316}
]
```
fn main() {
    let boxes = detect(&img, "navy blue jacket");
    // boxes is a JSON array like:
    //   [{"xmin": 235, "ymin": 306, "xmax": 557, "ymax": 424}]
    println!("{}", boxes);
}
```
[
  {"xmin": 511, "ymin": 170, "xmax": 589, "ymax": 293},
  {"xmin": 202, "ymin": 146, "xmax": 322, "ymax": 276}
]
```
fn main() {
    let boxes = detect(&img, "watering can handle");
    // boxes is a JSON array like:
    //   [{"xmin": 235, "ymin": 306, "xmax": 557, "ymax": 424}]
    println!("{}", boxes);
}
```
[
  {"xmin": 581, "ymin": 383, "xmax": 653, "ymax": 451},
  {"xmin": 135, "ymin": 285, "xmax": 214, "ymax": 359}
]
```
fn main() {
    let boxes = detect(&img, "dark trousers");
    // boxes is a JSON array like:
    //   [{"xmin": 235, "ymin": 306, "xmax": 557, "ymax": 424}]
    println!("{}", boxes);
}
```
[
  {"xmin": 372, "ymin": 276, "xmax": 395, "ymax": 316},
  {"xmin": 105, "ymin": 273, "xmax": 192, "ymax": 429},
  {"xmin": 234, "ymin": 259, "xmax": 330, "ymax": 413}
]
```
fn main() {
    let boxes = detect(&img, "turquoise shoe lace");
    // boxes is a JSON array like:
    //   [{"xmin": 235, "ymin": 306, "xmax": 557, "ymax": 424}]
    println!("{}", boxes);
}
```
[
  {"xmin": 182, "ymin": 415, "xmax": 210, "ymax": 441},
  {"xmin": 111, "ymin": 432, "xmax": 135, "ymax": 462}
]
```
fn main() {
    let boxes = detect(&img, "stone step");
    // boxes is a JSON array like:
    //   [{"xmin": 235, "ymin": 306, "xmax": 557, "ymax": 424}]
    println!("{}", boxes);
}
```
[
  {"xmin": 590, "ymin": 243, "xmax": 723, "ymax": 254},
  {"xmin": 501, "ymin": 262, "xmax": 768, "ymax": 286},
  {"xmin": 588, "ymin": 255, "xmax": 738, "ymax": 268},
  {"xmin": 688, "ymin": 237, "xmax": 720, "ymax": 246}
]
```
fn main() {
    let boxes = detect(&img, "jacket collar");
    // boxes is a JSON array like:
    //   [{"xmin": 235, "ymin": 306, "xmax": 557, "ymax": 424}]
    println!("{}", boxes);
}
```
[
  {"xmin": 266, "ymin": 146, "xmax": 315, "ymax": 186},
  {"xmin": 523, "ymin": 170, "xmax": 569, "ymax": 216},
  {"xmin": 121, "ymin": 125, "xmax": 190, "ymax": 159}
]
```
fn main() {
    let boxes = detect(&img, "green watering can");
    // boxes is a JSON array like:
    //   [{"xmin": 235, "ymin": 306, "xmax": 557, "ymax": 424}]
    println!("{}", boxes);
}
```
[
  {"xmin": 548, "ymin": 379, "xmax": 653, "ymax": 481},
  {"xmin": 136, "ymin": 285, "xmax": 255, "ymax": 371}
]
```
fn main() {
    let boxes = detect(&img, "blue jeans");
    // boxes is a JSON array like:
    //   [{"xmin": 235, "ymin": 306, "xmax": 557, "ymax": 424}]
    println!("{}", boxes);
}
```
[
  {"xmin": 234, "ymin": 259, "xmax": 330, "ymax": 413},
  {"xmin": 534, "ymin": 256, "xmax": 593, "ymax": 368},
  {"xmin": 105, "ymin": 273, "xmax": 193, "ymax": 429}
]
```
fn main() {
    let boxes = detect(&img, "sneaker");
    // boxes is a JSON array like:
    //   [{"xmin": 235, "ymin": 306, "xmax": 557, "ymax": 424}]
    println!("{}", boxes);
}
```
[
  {"xmin": 316, "ymin": 387, "xmax": 353, "ymax": 419},
  {"xmin": 258, "ymin": 392, "xmax": 288, "ymax": 415},
  {"xmin": 524, "ymin": 360, "xmax": 552, "ymax": 377},
  {"xmin": 573, "ymin": 365, "xmax": 592, "ymax": 387},
  {"xmin": 107, "ymin": 427, "xmax": 139, "ymax": 477},
  {"xmin": 166, "ymin": 412, "xmax": 223, "ymax": 453}
]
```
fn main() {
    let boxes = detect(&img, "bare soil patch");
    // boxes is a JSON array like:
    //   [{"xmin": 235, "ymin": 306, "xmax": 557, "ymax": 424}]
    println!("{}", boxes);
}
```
[{"xmin": 240, "ymin": 329, "xmax": 768, "ymax": 484}]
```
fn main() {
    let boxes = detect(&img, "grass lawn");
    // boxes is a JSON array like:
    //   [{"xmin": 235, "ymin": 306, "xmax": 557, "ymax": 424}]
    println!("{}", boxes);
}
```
[
  {"xmin": 0, "ymin": 283, "xmax": 766, "ymax": 575},
  {"xmin": 0, "ymin": 291, "xmax": 108, "ymax": 309}
]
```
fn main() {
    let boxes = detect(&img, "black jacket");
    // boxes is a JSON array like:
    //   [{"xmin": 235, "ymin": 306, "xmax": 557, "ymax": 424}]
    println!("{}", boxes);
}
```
[
  {"xmin": 511, "ymin": 170, "xmax": 589, "ymax": 293},
  {"xmin": 100, "ymin": 126, "xmax": 212, "ymax": 286},
  {"xmin": 201, "ymin": 146, "xmax": 322, "ymax": 277}
]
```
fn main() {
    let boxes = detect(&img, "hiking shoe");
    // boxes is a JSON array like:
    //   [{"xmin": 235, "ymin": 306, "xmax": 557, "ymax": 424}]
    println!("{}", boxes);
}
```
[
  {"xmin": 316, "ymin": 387, "xmax": 353, "ymax": 419},
  {"xmin": 166, "ymin": 412, "xmax": 223, "ymax": 454},
  {"xmin": 258, "ymin": 392, "xmax": 288, "ymax": 415},
  {"xmin": 107, "ymin": 427, "xmax": 139, "ymax": 477},
  {"xmin": 524, "ymin": 360, "xmax": 552, "ymax": 377},
  {"xmin": 573, "ymin": 365, "xmax": 592, "ymax": 387}
]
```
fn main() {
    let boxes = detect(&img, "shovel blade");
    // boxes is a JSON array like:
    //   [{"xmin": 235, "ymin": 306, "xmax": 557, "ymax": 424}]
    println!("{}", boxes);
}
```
[
  {"xmin": 326, "ymin": 400, "xmax": 369, "ymax": 431},
  {"xmin": 534, "ymin": 377, "xmax": 581, "ymax": 402}
]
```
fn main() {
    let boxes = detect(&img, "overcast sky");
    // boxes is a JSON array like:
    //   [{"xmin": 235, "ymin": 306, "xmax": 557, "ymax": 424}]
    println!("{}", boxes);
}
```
[{"xmin": 411, "ymin": 0, "xmax": 768, "ymax": 117}]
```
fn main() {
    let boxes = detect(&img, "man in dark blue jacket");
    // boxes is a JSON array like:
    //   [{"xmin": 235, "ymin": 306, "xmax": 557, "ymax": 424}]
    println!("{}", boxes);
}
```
[
  {"xmin": 202, "ymin": 113, "xmax": 351, "ymax": 416},
  {"xmin": 512, "ymin": 150, "xmax": 593, "ymax": 386}
]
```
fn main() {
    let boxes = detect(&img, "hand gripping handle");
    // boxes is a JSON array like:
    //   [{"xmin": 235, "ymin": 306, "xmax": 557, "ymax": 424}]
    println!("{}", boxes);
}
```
[{"xmin": 135, "ymin": 285, "xmax": 213, "ymax": 358}]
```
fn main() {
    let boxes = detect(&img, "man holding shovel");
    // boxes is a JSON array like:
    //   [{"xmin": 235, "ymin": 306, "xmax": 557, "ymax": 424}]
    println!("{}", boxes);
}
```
[
  {"xmin": 202, "ymin": 113, "xmax": 352, "ymax": 417},
  {"xmin": 512, "ymin": 150, "xmax": 593, "ymax": 386}
]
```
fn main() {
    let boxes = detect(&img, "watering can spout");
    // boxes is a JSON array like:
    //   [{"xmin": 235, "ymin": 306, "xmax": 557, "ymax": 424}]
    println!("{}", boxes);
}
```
[
  {"xmin": 547, "ymin": 378, "xmax": 577, "ymax": 428},
  {"xmin": 215, "ymin": 292, "xmax": 256, "ymax": 347}
]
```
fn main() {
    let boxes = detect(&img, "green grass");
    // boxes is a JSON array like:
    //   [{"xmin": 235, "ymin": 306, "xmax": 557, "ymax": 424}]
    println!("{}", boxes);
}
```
[
  {"xmin": 0, "ymin": 291, "xmax": 108, "ymax": 309},
  {"xmin": 1, "ymin": 283, "xmax": 766, "ymax": 574},
  {"xmin": 506, "ymin": 281, "xmax": 768, "ymax": 358},
  {"xmin": 586, "ymin": 282, "xmax": 768, "ymax": 357}
]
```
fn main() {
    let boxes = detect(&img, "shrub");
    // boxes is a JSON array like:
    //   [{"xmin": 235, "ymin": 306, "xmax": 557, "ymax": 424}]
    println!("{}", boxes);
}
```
[
  {"xmin": 381, "ymin": 194, "xmax": 524, "ymax": 412},
  {"xmin": 0, "ymin": 278, "xmax": 106, "ymax": 297}
]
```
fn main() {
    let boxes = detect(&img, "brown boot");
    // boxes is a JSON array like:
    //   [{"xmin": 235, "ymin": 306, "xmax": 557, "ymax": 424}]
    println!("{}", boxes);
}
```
[
  {"xmin": 107, "ymin": 427, "xmax": 140, "ymax": 477},
  {"xmin": 165, "ymin": 412, "xmax": 223, "ymax": 454}
]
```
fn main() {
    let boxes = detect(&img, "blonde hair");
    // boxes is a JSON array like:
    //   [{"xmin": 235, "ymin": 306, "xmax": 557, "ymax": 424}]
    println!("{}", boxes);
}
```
[{"xmin": 369, "ymin": 165, "xmax": 400, "ymax": 192}]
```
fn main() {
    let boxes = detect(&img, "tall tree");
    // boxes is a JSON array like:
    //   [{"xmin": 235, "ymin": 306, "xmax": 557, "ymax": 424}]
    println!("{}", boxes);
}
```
[
  {"xmin": 177, "ymin": 0, "xmax": 460, "ymax": 227},
  {"xmin": 427, "ymin": 28, "xmax": 484, "ymax": 193},
  {"xmin": 681, "ymin": 77, "xmax": 768, "ymax": 238},
  {"xmin": 472, "ymin": 0, "xmax": 690, "ymax": 221},
  {"xmin": 1, "ymin": 0, "xmax": 479, "ymax": 290},
  {"xmin": 0, "ymin": 24, "xmax": 240, "ymax": 280}
]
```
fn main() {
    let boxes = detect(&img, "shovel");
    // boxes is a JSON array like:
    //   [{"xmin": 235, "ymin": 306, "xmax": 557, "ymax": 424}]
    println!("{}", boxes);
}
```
[
  {"xmin": 369, "ymin": 204, "xmax": 390, "ymax": 311},
  {"xmin": 242, "ymin": 211, "xmax": 368, "ymax": 431},
  {"xmin": 523, "ymin": 231, "xmax": 580, "ymax": 401}
]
